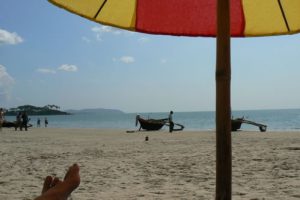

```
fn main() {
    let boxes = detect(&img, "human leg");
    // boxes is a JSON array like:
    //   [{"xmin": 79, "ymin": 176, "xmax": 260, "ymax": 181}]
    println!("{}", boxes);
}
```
[
  {"xmin": 169, "ymin": 122, "xmax": 174, "ymax": 133},
  {"xmin": 34, "ymin": 164, "xmax": 80, "ymax": 200}
]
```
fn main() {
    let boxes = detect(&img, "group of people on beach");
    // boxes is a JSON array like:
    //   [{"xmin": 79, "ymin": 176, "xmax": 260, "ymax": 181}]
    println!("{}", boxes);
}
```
[
  {"xmin": 0, "ymin": 108, "xmax": 30, "ymax": 131},
  {"xmin": 0, "ymin": 108, "xmax": 50, "ymax": 131},
  {"xmin": 15, "ymin": 111, "xmax": 30, "ymax": 131}
]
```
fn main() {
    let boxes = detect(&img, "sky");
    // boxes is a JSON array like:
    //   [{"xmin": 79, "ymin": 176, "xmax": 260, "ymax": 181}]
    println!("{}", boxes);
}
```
[{"xmin": 0, "ymin": 0, "xmax": 300, "ymax": 113}]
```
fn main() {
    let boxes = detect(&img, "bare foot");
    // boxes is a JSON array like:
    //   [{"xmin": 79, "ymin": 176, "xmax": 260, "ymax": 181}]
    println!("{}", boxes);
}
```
[{"xmin": 34, "ymin": 164, "xmax": 80, "ymax": 200}]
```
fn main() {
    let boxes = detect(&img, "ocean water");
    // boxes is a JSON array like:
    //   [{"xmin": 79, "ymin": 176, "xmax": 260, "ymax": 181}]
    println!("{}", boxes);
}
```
[{"xmin": 4, "ymin": 109, "xmax": 300, "ymax": 131}]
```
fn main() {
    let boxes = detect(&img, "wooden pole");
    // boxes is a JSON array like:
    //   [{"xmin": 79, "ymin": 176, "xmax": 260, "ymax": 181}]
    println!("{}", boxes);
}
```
[{"xmin": 216, "ymin": 0, "xmax": 232, "ymax": 199}]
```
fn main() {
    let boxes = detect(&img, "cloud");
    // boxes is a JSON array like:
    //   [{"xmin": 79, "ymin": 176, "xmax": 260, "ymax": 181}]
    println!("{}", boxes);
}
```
[
  {"xmin": 37, "ymin": 68, "xmax": 56, "ymax": 74},
  {"xmin": 0, "ymin": 64, "xmax": 15, "ymax": 102},
  {"xmin": 82, "ymin": 36, "xmax": 91, "ymax": 43},
  {"xmin": 120, "ymin": 56, "xmax": 135, "ymax": 64},
  {"xmin": 113, "ymin": 56, "xmax": 135, "ymax": 64},
  {"xmin": 92, "ymin": 25, "xmax": 111, "ymax": 33},
  {"xmin": 58, "ymin": 64, "xmax": 78, "ymax": 72},
  {"xmin": 91, "ymin": 25, "xmax": 123, "ymax": 41},
  {"xmin": 36, "ymin": 64, "xmax": 78, "ymax": 74},
  {"xmin": 0, "ymin": 28, "xmax": 23, "ymax": 45},
  {"xmin": 92, "ymin": 25, "xmax": 121, "ymax": 34}
]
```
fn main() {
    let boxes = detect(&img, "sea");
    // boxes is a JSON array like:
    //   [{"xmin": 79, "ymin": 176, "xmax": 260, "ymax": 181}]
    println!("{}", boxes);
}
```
[{"xmin": 4, "ymin": 109, "xmax": 300, "ymax": 131}]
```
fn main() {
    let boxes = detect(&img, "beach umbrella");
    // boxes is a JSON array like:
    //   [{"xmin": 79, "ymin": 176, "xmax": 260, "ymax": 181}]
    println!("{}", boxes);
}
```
[{"xmin": 48, "ymin": 0, "xmax": 300, "ymax": 199}]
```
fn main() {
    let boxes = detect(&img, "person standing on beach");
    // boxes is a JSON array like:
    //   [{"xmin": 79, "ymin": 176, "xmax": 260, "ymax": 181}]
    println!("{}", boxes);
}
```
[
  {"xmin": 21, "ymin": 111, "xmax": 29, "ymax": 131},
  {"xmin": 37, "ymin": 118, "xmax": 41, "ymax": 127},
  {"xmin": 15, "ymin": 112, "xmax": 22, "ymax": 131},
  {"xmin": 44, "ymin": 117, "xmax": 48, "ymax": 127},
  {"xmin": 0, "ymin": 108, "xmax": 4, "ymax": 131},
  {"xmin": 168, "ymin": 111, "xmax": 174, "ymax": 133}
]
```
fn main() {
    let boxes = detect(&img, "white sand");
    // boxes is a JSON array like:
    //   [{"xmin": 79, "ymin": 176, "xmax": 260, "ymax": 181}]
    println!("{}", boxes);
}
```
[{"xmin": 0, "ymin": 128, "xmax": 299, "ymax": 200}]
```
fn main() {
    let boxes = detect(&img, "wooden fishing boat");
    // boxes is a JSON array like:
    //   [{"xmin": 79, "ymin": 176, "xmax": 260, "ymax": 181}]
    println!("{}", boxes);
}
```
[
  {"xmin": 231, "ymin": 117, "xmax": 267, "ymax": 132},
  {"xmin": 136, "ymin": 115, "xmax": 184, "ymax": 131},
  {"xmin": 2, "ymin": 120, "xmax": 33, "ymax": 128},
  {"xmin": 136, "ymin": 115, "xmax": 167, "ymax": 131},
  {"xmin": 2, "ymin": 120, "xmax": 16, "ymax": 128}
]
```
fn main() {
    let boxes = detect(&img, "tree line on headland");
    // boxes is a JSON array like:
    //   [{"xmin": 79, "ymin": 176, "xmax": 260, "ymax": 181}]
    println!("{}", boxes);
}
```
[{"xmin": 4, "ymin": 105, "xmax": 70, "ymax": 116}]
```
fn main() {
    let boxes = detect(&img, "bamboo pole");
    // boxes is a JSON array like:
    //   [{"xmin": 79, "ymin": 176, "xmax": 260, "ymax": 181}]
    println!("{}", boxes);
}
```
[{"xmin": 215, "ymin": 0, "xmax": 232, "ymax": 199}]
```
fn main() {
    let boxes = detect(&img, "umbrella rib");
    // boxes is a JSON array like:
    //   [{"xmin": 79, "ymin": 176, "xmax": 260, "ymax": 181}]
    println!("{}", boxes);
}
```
[
  {"xmin": 277, "ymin": 0, "xmax": 290, "ymax": 32},
  {"xmin": 93, "ymin": 0, "xmax": 108, "ymax": 19}
]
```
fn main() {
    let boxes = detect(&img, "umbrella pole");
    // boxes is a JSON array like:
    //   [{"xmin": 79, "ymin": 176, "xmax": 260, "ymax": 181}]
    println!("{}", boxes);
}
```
[{"xmin": 216, "ymin": 0, "xmax": 232, "ymax": 199}]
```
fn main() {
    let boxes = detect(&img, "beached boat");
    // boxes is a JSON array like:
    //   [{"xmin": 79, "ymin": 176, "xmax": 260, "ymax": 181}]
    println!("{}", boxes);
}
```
[
  {"xmin": 136, "ymin": 116, "xmax": 167, "ymax": 131},
  {"xmin": 136, "ymin": 115, "xmax": 184, "ymax": 131},
  {"xmin": 2, "ymin": 120, "xmax": 33, "ymax": 129},
  {"xmin": 2, "ymin": 120, "xmax": 16, "ymax": 128},
  {"xmin": 231, "ymin": 117, "xmax": 267, "ymax": 132}
]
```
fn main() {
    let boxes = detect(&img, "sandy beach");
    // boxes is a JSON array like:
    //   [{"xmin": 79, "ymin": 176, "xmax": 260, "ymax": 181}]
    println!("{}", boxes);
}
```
[{"xmin": 0, "ymin": 128, "xmax": 299, "ymax": 200}]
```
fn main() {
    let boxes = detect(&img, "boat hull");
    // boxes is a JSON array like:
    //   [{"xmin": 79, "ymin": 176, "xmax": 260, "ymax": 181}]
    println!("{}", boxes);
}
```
[{"xmin": 137, "ymin": 117, "xmax": 166, "ymax": 131}]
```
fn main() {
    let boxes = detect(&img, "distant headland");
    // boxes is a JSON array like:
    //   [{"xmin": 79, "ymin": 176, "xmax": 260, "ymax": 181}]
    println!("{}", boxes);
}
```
[
  {"xmin": 4, "ymin": 105, "xmax": 70, "ymax": 116},
  {"xmin": 65, "ymin": 108, "xmax": 124, "ymax": 115},
  {"xmin": 4, "ymin": 105, "xmax": 125, "ymax": 116}
]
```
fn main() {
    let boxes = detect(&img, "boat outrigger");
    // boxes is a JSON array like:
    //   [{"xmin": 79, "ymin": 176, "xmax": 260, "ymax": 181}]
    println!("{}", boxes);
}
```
[
  {"xmin": 231, "ymin": 117, "xmax": 267, "ymax": 132},
  {"xmin": 136, "ymin": 115, "xmax": 184, "ymax": 131}
]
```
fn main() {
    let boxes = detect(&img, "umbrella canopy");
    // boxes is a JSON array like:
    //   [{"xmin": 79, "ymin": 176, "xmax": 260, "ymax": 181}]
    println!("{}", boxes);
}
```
[
  {"xmin": 48, "ymin": 0, "xmax": 300, "ymax": 199},
  {"xmin": 49, "ymin": 0, "xmax": 300, "ymax": 37}
]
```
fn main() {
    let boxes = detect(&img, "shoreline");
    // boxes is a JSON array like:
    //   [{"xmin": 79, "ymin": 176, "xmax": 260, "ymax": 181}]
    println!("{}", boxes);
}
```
[
  {"xmin": 4, "ymin": 125, "xmax": 300, "ymax": 132},
  {"xmin": 0, "ymin": 128, "xmax": 299, "ymax": 199},
  {"xmin": 4, "ymin": 108, "xmax": 300, "ymax": 132}
]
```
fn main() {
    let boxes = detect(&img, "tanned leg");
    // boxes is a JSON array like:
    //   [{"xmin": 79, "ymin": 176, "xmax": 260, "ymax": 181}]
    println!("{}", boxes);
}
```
[{"xmin": 34, "ymin": 164, "xmax": 80, "ymax": 200}]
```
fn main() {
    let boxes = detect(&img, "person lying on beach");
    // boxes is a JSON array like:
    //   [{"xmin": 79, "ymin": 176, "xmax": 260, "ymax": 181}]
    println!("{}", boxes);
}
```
[{"xmin": 34, "ymin": 164, "xmax": 80, "ymax": 200}]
